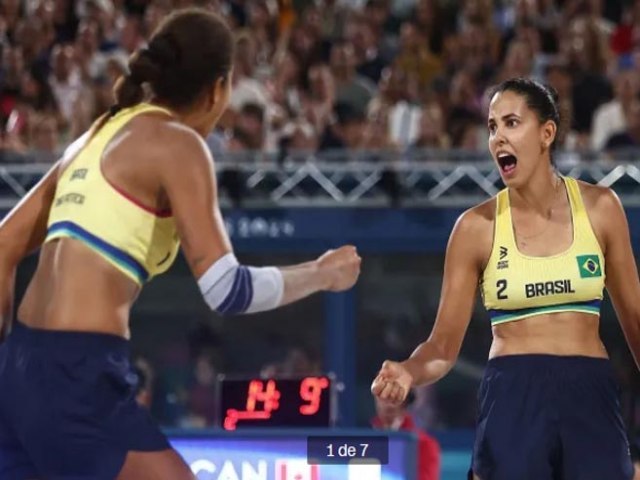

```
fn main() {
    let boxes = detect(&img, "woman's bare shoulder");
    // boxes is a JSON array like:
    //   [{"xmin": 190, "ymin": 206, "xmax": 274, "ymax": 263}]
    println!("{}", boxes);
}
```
[{"xmin": 576, "ymin": 179, "xmax": 621, "ymax": 214}]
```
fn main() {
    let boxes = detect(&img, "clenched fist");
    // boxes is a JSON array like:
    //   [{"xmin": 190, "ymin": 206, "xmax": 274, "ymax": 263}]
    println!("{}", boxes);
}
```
[
  {"xmin": 316, "ymin": 245, "xmax": 362, "ymax": 292},
  {"xmin": 371, "ymin": 360, "xmax": 413, "ymax": 406}
]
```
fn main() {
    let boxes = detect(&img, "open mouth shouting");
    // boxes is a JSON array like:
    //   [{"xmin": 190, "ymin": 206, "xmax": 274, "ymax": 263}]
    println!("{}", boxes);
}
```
[{"xmin": 496, "ymin": 151, "xmax": 517, "ymax": 178}]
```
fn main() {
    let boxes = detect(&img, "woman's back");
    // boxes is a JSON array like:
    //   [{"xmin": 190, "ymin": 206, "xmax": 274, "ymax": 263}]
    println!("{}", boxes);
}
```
[{"xmin": 19, "ymin": 105, "xmax": 182, "ymax": 336}]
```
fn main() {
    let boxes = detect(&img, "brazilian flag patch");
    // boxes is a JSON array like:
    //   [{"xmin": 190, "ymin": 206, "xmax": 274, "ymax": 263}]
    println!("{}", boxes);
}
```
[{"xmin": 576, "ymin": 255, "xmax": 602, "ymax": 278}]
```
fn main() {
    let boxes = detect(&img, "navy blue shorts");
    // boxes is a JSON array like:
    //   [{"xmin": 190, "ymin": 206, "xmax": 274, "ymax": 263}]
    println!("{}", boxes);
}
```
[
  {"xmin": 470, "ymin": 354, "xmax": 634, "ymax": 480},
  {"xmin": 0, "ymin": 321, "xmax": 170, "ymax": 480}
]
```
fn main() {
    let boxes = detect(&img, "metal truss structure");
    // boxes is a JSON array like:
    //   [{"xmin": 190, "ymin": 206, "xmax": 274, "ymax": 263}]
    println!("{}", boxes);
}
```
[{"xmin": 1, "ymin": 153, "xmax": 640, "ymax": 208}]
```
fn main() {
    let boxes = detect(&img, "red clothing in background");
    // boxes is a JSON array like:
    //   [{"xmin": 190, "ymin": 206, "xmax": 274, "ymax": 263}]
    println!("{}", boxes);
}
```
[{"xmin": 371, "ymin": 413, "xmax": 441, "ymax": 480}]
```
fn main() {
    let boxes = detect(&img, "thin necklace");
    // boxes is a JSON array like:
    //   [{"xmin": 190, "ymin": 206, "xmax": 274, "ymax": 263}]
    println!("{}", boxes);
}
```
[{"xmin": 515, "ymin": 176, "xmax": 563, "ymax": 241}]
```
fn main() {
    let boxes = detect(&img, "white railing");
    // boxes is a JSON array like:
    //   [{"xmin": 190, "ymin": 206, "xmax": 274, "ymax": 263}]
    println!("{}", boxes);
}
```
[{"xmin": 1, "ymin": 150, "xmax": 639, "ymax": 208}]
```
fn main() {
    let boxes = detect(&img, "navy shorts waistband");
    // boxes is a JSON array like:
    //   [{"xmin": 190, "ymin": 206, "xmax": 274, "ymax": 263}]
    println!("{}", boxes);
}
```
[
  {"xmin": 8, "ymin": 320, "xmax": 130, "ymax": 356},
  {"xmin": 486, "ymin": 353, "xmax": 612, "ymax": 373}
]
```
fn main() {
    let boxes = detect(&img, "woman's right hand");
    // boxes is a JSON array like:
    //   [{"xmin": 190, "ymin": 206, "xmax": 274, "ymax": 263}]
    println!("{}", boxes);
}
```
[
  {"xmin": 371, "ymin": 360, "xmax": 413, "ymax": 406},
  {"xmin": 316, "ymin": 245, "xmax": 361, "ymax": 292}
]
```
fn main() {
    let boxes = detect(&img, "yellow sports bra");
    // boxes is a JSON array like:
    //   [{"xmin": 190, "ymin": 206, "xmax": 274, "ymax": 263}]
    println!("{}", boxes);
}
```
[
  {"xmin": 45, "ymin": 103, "xmax": 180, "ymax": 285},
  {"xmin": 481, "ymin": 177, "xmax": 605, "ymax": 325}
]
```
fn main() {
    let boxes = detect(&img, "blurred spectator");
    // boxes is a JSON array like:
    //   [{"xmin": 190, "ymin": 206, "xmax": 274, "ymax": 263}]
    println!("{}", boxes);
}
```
[
  {"xmin": 361, "ymin": 103, "xmax": 397, "ymax": 150},
  {"xmin": 570, "ymin": 0, "xmax": 615, "ymax": 37},
  {"xmin": 144, "ymin": 0, "xmax": 172, "ymax": 36},
  {"xmin": 459, "ymin": 0, "xmax": 493, "ymax": 30},
  {"xmin": 319, "ymin": 101, "xmax": 366, "ymax": 150},
  {"xmin": 106, "ymin": 53, "xmax": 127, "ymax": 84},
  {"xmin": 111, "ymin": 14, "xmax": 147, "ymax": 66},
  {"xmin": 13, "ymin": 17, "xmax": 55, "ymax": 76},
  {"xmin": 0, "ymin": 45, "xmax": 26, "ymax": 119},
  {"xmin": 293, "ymin": 5, "xmax": 329, "ymax": 67},
  {"xmin": 278, "ymin": 119, "xmax": 318, "ymax": 153},
  {"xmin": 0, "ymin": 0, "xmax": 23, "ymax": 43},
  {"xmin": 409, "ymin": 384, "xmax": 440, "ymax": 431},
  {"xmin": 330, "ymin": 39, "xmax": 376, "ymax": 116},
  {"xmin": 229, "ymin": 30, "xmax": 285, "ymax": 150},
  {"xmin": 500, "ymin": 0, "xmax": 560, "ymax": 52},
  {"xmin": 301, "ymin": 63, "xmax": 335, "ymax": 135},
  {"xmin": 74, "ymin": 56, "xmax": 125, "ymax": 139},
  {"xmin": 493, "ymin": 38, "xmax": 534, "ymax": 84},
  {"xmin": 51, "ymin": 0, "xmax": 79, "ymax": 45},
  {"xmin": 604, "ymin": 96, "xmax": 640, "ymax": 151},
  {"xmin": 259, "ymin": 346, "xmax": 321, "ymax": 377},
  {"xmin": 611, "ymin": 2, "xmax": 640, "ymax": 59},
  {"xmin": 245, "ymin": 0, "xmax": 277, "ymax": 70},
  {"xmin": 28, "ymin": 113, "xmax": 60, "ymax": 162},
  {"xmin": 512, "ymin": 21, "xmax": 554, "ymax": 81},
  {"xmin": 1, "ymin": 44, "xmax": 25, "ymax": 91},
  {"xmin": 563, "ymin": 16, "xmax": 613, "ymax": 137},
  {"xmin": 19, "ymin": 68, "xmax": 60, "ymax": 116},
  {"xmin": 411, "ymin": 0, "xmax": 445, "ymax": 56},
  {"xmin": 545, "ymin": 60, "xmax": 579, "ymax": 149},
  {"xmin": 80, "ymin": 0, "xmax": 119, "ymax": 50},
  {"xmin": 184, "ymin": 351, "xmax": 218, "ymax": 427},
  {"xmin": 452, "ymin": 118, "xmax": 487, "ymax": 152},
  {"xmin": 412, "ymin": 102, "xmax": 450, "ymax": 150},
  {"xmin": 279, "ymin": 347, "xmax": 321, "ymax": 376},
  {"xmin": 48, "ymin": 44, "xmax": 85, "ymax": 125},
  {"xmin": 457, "ymin": 19, "xmax": 497, "ymax": 88},
  {"xmin": 271, "ymin": 50, "xmax": 302, "ymax": 121},
  {"xmin": 75, "ymin": 19, "xmax": 109, "ymax": 81},
  {"xmin": 233, "ymin": 102, "xmax": 266, "ymax": 150},
  {"xmin": 372, "ymin": 392, "xmax": 441, "ymax": 480},
  {"xmin": 394, "ymin": 20, "xmax": 441, "ymax": 91},
  {"xmin": 447, "ymin": 70, "xmax": 483, "ymax": 141},
  {"xmin": 458, "ymin": 0, "xmax": 501, "ymax": 70},
  {"xmin": 2, "ymin": 104, "xmax": 30, "ymax": 155},
  {"xmin": 346, "ymin": 15, "xmax": 386, "ymax": 84},
  {"xmin": 230, "ymin": 31, "xmax": 270, "ymax": 110},
  {"xmin": 226, "ymin": 126, "xmax": 252, "ymax": 152},
  {"xmin": 363, "ymin": 0, "xmax": 402, "ymax": 43},
  {"xmin": 591, "ymin": 68, "xmax": 640, "ymax": 150},
  {"xmin": 177, "ymin": 321, "xmax": 223, "ymax": 427},
  {"xmin": 369, "ymin": 64, "xmax": 421, "ymax": 147}
]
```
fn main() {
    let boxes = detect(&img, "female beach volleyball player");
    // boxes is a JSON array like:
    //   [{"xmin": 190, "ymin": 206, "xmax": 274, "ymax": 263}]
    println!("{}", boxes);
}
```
[
  {"xmin": 0, "ymin": 8, "xmax": 361, "ymax": 480},
  {"xmin": 372, "ymin": 78, "xmax": 639, "ymax": 480}
]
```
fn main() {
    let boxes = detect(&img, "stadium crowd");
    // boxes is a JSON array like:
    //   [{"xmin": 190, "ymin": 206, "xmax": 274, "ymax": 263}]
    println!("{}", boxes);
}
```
[{"xmin": 0, "ymin": 0, "xmax": 639, "ymax": 164}]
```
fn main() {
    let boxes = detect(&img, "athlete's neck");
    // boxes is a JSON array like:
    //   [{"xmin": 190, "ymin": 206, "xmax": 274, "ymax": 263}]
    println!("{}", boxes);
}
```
[
  {"xmin": 509, "ymin": 166, "xmax": 562, "ymax": 218},
  {"xmin": 148, "ymin": 100, "xmax": 211, "ymax": 138}
]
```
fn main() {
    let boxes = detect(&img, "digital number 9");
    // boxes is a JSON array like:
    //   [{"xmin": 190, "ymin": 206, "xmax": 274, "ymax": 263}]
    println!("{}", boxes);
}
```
[{"xmin": 299, "ymin": 377, "xmax": 329, "ymax": 415}]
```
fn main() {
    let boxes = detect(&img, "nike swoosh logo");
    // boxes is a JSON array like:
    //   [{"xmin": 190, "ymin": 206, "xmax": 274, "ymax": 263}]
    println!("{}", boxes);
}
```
[{"xmin": 157, "ymin": 251, "xmax": 171, "ymax": 266}]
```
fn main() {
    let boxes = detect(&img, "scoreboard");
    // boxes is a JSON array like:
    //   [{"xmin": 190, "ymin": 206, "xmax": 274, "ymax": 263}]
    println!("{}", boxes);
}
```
[{"xmin": 217, "ymin": 375, "xmax": 334, "ymax": 430}]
